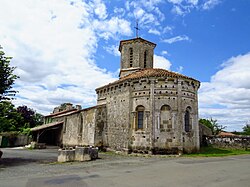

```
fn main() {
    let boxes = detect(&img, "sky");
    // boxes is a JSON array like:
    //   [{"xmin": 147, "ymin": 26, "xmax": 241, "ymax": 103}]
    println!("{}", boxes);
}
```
[{"xmin": 0, "ymin": 0, "xmax": 250, "ymax": 131}]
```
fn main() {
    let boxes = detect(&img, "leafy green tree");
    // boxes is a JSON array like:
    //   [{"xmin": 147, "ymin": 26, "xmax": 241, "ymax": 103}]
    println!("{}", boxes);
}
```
[
  {"xmin": 242, "ymin": 124, "xmax": 250, "ymax": 135},
  {"xmin": 0, "ymin": 101, "xmax": 22, "ymax": 132},
  {"xmin": 199, "ymin": 118, "xmax": 226, "ymax": 135},
  {"xmin": 34, "ymin": 112, "xmax": 44, "ymax": 126},
  {"xmin": 0, "ymin": 45, "xmax": 19, "ymax": 101},
  {"xmin": 0, "ymin": 102, "xmax": 43, "ymax": 133}
]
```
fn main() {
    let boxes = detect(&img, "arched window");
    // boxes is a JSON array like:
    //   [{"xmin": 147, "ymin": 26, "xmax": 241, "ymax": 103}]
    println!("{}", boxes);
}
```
[
  {"xmin": 160, "ymin": 105, "xmax": 171, "ymax": 129},
  {"xmin": 136, "ymin": 105, "xmax": 145, "ymax": 129},
  {"xmin": 129, "ymin": 48, "xmax": 133, "ymax": 67},
  {"xmin": 184, "ymin": 107, "xmax": 191, "ymax": 132},
  {"xmin": 144, "ymin": 50, "xmax": 147, "ymax": 68}
]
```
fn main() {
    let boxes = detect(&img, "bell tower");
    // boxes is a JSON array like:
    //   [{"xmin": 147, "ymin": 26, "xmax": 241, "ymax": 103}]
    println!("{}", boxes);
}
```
[{"xmin": 119, "ymin": 37, "xmax": 156, "ymax": 78}]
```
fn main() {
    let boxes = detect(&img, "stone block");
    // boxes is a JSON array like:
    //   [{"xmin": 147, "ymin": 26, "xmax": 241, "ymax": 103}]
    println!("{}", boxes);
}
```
[
  {"xmin": 58, "ymin": 148, "xmax": 75, "ymax": 162},
  {"xmin": 74, "ymin": 147, "xmax": 98, "ymax": 161},
  {"xmin": 75, "ymin": 147, "xmax": 91, "ymax": 161}
]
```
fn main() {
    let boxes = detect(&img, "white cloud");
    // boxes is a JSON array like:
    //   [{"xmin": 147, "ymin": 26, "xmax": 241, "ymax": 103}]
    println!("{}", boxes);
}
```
[
  {"xmin": 167, "ymin": 0, "xmax": 183, "ymax": 4},
  {"xmin": 148, "ymin": 29, "xmax": 161, "ymax": 35},
  {"xmin": 171, "ymin": 5, "xmax": 186, "ymax": 15},
  {"xmin": 167, "ymin": 0, "xmax": 221, "ymax": 16},
  {"xmin": 140, "ymin": 13, "xmax": 159, "ymax": 25},
  {"xmin": 163, "ymin": 26, "xmax": 174, "ymax": 34},
  {"xmin": 161, "ymin": 50, "xmax": 169, "ymax": 56},
  {"xmin": 134, "ymin": 8, "xmax": 145, "ymax": 19},
  {"xmin": 202, "ymin": 0, "xmax": 221, "ymax": 10},
  {"xmin": 93, "ymin": 17, "xmax": 132, "ymax": 40},
  {"xmin": 163, "ymin": 35, "xmax": 190, "ymax": 44},
  {"xmin": 154, "ymin": 55, "xmax": 171, "ymax": 70},
  {"xmin": 103, "ymin": 45, "xmax": 120, "ymax": 56},
  {"xmin": 126, "ymin": 1, "xmax": 163, "ymax": 27},
  {"xmin": 176, "ymin": 66, "xmax": 183, "ymax": 73},
  {"xmin": 114, "ymin": 7, "xmax": 125, "ymax": 17},
  {"xmin": 187, "ymin": 0, "xmax": 199, "ymax": 6},
  {"xmin": 91, "ymin": 0, "xmax": 108, "ymax": 19},
  {"xmin": 0, "ymin": 0, "xmax": 119, "ymax": 114},
  {"xmin": 199, "ymin": 52, "xmax": 250, "ymax": 131}
]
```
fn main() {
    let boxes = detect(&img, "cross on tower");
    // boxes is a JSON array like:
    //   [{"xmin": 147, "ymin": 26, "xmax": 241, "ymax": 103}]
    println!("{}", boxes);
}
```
[{"xmin": 134, "ymin": 20, "xmax": 140, "ymax": 38}]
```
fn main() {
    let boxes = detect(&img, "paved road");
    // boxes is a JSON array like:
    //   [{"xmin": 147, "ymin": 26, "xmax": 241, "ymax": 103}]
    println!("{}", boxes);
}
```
[{"xmin": 0, "ymin": 148, "xmax": 250, "ymax": 187}]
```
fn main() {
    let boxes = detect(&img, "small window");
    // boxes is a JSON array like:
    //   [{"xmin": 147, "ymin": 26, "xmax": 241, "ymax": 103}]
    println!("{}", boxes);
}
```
[
  {"xmin": 138, "ymin": 111, "xmax": 144, "ymax": 129},
  {"xmin": 136, "ymin": 106, "xmax": 145, "ymax": 129},
  {"xmin": 129, "ymin": 48, "xmax": 133, "ymax": 67},
  {"xmin": 144, "ymin": 50, "xmax": 147, "ymax": 68},
  {"xmin": 184, "ymin": 107, "xmax": 192, "ymax": 132}
]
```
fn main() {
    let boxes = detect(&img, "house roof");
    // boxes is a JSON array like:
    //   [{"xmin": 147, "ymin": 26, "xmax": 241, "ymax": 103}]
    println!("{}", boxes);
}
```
[
  {"xmin": 96, "ymin": 68, "xmax": 200, "ymax": 90},
  {"xmin": 45, "ymin": 108, "xmax": 77, "ymax": 118},
  {"xmin": 30, "ymin": 121, "xmax": 63, "ymax": 131},
  {"xmin": 52, "ymin": 110, "xmax": 80, "ymax": 118},
  {"xmin": 218, "ymin": 131, "xmax": 236, "ymax": 136}
]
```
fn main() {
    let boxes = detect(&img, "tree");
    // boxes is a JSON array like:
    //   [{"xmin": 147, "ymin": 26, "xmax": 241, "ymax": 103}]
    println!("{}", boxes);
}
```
[
  {"xmin": 242, "ymin": 123, "xmax": 250, "ymax": 135},
  {"xmin": 199, "ymin": 118, "xmax": 226, "ymax": 135},
  {"xmin": 17, "ymin": 105, "xmax": 43, "ymax": 128},
  {"xmin": 0, "ymin": 45, "xmax": 19, "ymax": 101},
  {"xmin": 0, "ymin": 101, "xmax": 22, "ymax": 132},
  {"xmin": 0, "ymin": 102, "xmax": 43, "ymax": 133}
]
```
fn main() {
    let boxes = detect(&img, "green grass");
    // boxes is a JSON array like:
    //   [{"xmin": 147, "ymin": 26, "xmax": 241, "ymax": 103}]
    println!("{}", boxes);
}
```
[{"xmin": 184, "ymin": 146, "xmax": 250, "ymax": 157}]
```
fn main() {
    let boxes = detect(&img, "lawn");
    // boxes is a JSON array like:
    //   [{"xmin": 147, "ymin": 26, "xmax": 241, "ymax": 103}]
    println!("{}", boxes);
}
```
[{"xmin": 184, "ymin": 146, "xmax": 250, "ymax": 157}]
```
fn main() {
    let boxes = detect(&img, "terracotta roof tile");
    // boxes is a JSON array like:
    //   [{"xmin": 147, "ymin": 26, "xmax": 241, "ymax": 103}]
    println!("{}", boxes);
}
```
[
  {"xmin": 218, "ymin": 132, "xmax": 236, "ymax": 136},
  {"xmin": 45, "ymin": 108, "xmax": 77, "ymax": 117},
  {"xmin": 96, "ymin": 68, "xmax": 199, "ymax": 90}
]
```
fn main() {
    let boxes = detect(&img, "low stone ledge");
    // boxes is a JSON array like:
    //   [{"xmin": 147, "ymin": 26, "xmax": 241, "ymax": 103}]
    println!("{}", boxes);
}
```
[
  {"xmin": 205, "ymin": 135, "xmax": 250, "ymax": 150},
  {"xmin": 58, "ymin": 148, "xmax": 75, "ymax": 162},
  {"xmin": 75, "ymin": 147, "xmax": 91, "ymax": 161},
  {"xmin": 58, "ymin": 147, "xmax": 98, "ymax": 162}
]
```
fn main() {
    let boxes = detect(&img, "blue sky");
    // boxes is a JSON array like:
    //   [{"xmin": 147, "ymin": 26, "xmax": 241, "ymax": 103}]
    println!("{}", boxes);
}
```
[{"xmin": 0, "ymin": 0, "xmax": 250, "ymax": 131}]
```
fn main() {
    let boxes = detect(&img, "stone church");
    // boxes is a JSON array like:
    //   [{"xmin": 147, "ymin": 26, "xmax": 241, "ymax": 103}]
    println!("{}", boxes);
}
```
[{"xmin": 31, "ymin": 37, "xmax": 200, "ymax": 154}]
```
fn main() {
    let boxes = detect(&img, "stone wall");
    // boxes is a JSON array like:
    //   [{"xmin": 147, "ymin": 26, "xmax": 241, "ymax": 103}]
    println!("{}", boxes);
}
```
[
  {"xmin": 205, "ymin": 135, "xmax": 250, "ymax": 149},
  {"xmin": 199, "ymin": 123, "xmax": 213, "ymax": 146},
  {"xmin": 120, "ymin": 40, "xmax": 154, "ymax": 69},
  {"xmin": 96, "ymin": 74, "xmax": 199, "ymax": 154},
  {"xmin": 94, "ymin": 105, "xmax": 107, "ymax": 148},
  {"xmin": 61, "ymin": 105, "xmax": 106, "ymax": 147},
  {"xmin": 106, "ymin": 85, "xmax": 130, "ymax": 151},
  {"xmin": 0, "ymin": 134, "xmax": 31, "ymax": 147},
  {"xmin": 130, "ymin": 77, "xmax": 200, "ymax": 153},
  {"xmin": 119, "ymin": 38, "xmax": 156, "ymax": 77},
  {"xmin": 130, "ymin": 79, "xmax": 152, "ymax": 153}
]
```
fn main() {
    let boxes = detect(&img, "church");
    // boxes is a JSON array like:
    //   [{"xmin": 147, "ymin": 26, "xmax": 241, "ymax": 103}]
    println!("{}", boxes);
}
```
[{"xmin": 31, "ymin": 37, "xmax": 200, "ymax": 154}]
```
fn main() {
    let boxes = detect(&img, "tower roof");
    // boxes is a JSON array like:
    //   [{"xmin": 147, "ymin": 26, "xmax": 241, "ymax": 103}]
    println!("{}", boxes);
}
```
[{"xmin": 119, "ymin": 37, "xmax": 156, "ymax": 52}]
